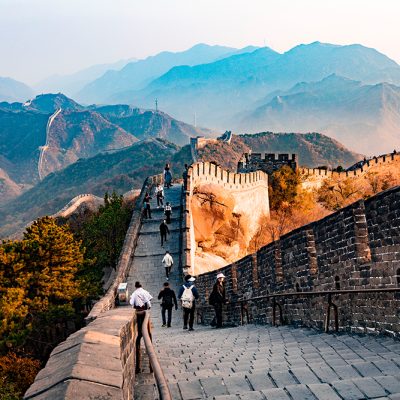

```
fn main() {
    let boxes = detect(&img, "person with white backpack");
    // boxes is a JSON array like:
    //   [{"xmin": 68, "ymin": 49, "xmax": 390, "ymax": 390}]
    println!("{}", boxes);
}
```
[{"xmin": 177, "ymin": 275, "xmax": 199, "ymax": 331}]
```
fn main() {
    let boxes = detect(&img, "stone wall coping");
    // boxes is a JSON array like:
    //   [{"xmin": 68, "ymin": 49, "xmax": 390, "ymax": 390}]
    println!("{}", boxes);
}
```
[{"xmin": 24, "ymin": 308, "xmax": 135, "ymax": 400}]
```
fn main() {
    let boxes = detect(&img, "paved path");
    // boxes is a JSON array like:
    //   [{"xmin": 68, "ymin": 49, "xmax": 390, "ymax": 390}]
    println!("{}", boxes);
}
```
[{"xmin": 127, "ymin": 184, "xmax": 400, "ymax": 400}]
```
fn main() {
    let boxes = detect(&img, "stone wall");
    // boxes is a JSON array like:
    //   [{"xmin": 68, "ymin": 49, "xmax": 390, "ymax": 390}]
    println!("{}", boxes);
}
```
[
  {"xmin": 24, "ymin": 308, "xmax": 137, "ymax": 400},
  {"xmin": 182, "ymin": 162, "xmax": 269, "ymax": 275},
  {"xmin": 300, "ymin": 151, "xmax": 400, "ymax": 179},
  {"xmin": 196, "ymin": 185, "xmax": 400, "ymax": 337}
]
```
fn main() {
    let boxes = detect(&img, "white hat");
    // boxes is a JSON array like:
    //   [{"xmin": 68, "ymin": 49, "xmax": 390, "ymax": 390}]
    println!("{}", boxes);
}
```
[
  {"xmin": 188, "ymin": 276, "xmax": 196, "ymax": 282},
  {"xmin": 217, "ymin": 273, "xmax": 225, "ymax": 279}
]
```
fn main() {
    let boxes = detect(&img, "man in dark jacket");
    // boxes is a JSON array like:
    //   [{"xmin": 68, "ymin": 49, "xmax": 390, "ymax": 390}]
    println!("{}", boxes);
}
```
[
  {"xmin": 143, "ymin": 192, "xmax": 152, "ymax": 219},
  {"xmin": 158, "ymin": 282, "xmax": 178, "ymax": 327},
  {"xmin": 209, "ymin": 273, "xmax": 227, "ymax": 328},
  {"xmin": 159, "ymin": 220, "xmax": 170, "ymax": 246},
  {"xmin": 178, "ymin": 275, "xmax": 199, "ymax": 331}
]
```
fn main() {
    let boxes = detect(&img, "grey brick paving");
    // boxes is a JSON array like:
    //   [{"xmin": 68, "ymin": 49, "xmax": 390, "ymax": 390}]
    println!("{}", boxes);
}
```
[{"xmin": 127, "ymin": 184, "xmax": 400, "ymax": 400}]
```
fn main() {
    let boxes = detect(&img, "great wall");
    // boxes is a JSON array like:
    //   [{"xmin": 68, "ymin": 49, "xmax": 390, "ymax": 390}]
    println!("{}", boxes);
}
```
[{"xmin": 24, "ymin": 160, "xmax": 400, "ymax": 400}]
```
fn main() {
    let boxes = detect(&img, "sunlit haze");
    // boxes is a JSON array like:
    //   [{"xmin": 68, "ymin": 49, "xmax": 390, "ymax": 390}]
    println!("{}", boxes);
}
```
[{"xmin": 1, "ymin": 0, "xmax": 400, "ymax": 84}]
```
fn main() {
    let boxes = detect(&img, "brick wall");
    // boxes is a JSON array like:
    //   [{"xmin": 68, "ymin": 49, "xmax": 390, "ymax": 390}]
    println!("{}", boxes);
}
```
[{"xmin": 196, "ymin": 186, "xmax": 400, "ymax": 337}]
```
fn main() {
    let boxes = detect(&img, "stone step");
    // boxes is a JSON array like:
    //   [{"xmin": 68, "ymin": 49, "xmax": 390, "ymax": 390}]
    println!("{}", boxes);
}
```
[
  {"xmin": 171, "ymin": 375, "xmax": 399, "ymax": 400},
  {"xmin": 167, "ymin": 360, "xmax": 400, "ymax": 398}
]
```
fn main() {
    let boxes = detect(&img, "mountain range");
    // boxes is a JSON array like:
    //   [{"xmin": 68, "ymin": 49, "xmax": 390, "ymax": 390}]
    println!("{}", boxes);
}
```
[
  {"xmin": 3, "ymin": 41, "xmax": 400, "ymax": 153},
  {"xmin": 70, "ymin": 41, "xmax": 400, "ymax": 154},
  {"xmin": 238, "ymin": 74, "xmax": 400, "ymax": 154},
  {"xmin": 0, "ymin": 93, "xmax": 211, "ymax": 204},
  {"xmin": 34, "ymin": 58, "xmax": 137, "ymax": 98},
  {"xmin": 76, "ymin": 44, "xmax": 257, "ymax": 104}
]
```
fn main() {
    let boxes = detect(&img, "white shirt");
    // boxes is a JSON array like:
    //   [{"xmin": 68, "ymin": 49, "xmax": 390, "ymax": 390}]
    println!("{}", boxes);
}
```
[
  {"xmin": 162, "ymin": 253, "xmax": 174, "ymax": 267},
  {"xmin": 156, "ymin": 186, "xmax": 164, "ymax": 196},
  {"xmin": 129, "ymin": 287, "xmax": 153, "ymax": 308}
]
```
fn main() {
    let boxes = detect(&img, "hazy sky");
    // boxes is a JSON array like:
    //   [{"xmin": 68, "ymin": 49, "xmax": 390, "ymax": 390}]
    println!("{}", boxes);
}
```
[{"xmin": 1, "ymin": 0, "xmax": 400, "ymax": 85}]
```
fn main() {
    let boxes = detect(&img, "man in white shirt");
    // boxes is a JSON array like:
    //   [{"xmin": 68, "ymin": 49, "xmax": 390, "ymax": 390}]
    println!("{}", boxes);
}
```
[
  {"xmin": 130, "ymin": 281, "xmax": 153, "ymax": 373},
  {"xmin": 156, "ymin": 184, "xmax": 164, "ymax": 208},
  {"xmin": 162, "ymin": 251, "xmax": 174, "ymax": 280},
  {"xmin": 130, "ymin": 281, "xmax": 152, "ymax": 310}
]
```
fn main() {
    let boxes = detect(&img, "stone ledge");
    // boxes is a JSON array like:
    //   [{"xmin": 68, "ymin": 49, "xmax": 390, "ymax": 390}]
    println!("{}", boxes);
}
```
[{"xmin": 24, "ymin": 308, "xmax": 135, "ymax": 400}]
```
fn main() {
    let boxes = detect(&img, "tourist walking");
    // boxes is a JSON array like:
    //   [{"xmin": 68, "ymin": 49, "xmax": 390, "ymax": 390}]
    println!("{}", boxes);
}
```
[
  {"xmin": 164, "ymin": 202, "xmax": 172, "ymax": 224},
  {"xmin": 178, "ymin": 275, "xmax": 199, "ymax": 331},
  {"xmin": 156, "ymin": 183, "xmax": 164, "ymax": 208},
  {"xmin": 209, "ymin": 273, "xmax": 227, "ymax": 328},
  {"xmin": 162, "ymin": 250, "xmax": 174, "ymax": 280},
  {"xmin": 159, "ymin": 220, "xmax": 170, "ymax": 246},
  {"xmin": 129, "ymin": 281, "xmax": 152, "ymax": 373},
  {"xmin": 143, "ymin": 191, "xmax": 152, "ymax": 219},
  {"xmin": 164, "ymin": 163, "xmax": 172, "ymax": 188},
  {"xmin": 158, "ymin": 282, "xmax": 178, "ymax": 328}
]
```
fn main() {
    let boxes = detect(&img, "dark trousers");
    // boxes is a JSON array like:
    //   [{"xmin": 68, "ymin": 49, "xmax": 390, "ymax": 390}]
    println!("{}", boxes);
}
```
[
  {"xmin": 183, "ymin": 304, "xmax": 195, "ymax": 329},
  {"xmin": 157, "ymin": 195, "xmax": 163, "ymax": 207},
  {"xmin": 161, "ymin": 232, "xmax": 167, "ymax": 246},
  {"xmin": 214, "ymin": 303, "xmax": 223, "ymax": 328},
  {"xmin": 165, "ymin": 266, "xmax": 171, "ymax": 278},
  {"xmin": 135, "ymin": 311, "xmax": 152, "ymax": 373},
  {"xmin": 161, "ymin": 305, "xmax": 173, "ymax": 326},
  {"xmin": 165, "ymin": 211, "xmax": 171, "ymax": 224},
  {"xmin": 144, "ymin": 204, "xmax": 151, "ymax": 218}
]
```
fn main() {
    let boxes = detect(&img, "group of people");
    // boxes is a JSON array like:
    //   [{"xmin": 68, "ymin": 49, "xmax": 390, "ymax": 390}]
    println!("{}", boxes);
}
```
[
  {"xmin": 143, "ymin": 181, "xmax": 174, "ymax": 247},
  {"xmin": 129, "ymin": 272, "xmax": 228, "ymax": 331},
  {"xmin": 132, "ymin": 160, "xmax": 228, "ymax": 342}
]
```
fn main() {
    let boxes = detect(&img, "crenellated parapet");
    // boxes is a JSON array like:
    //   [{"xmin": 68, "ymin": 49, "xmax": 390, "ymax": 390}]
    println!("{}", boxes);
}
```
[
  {"xmin": 300, "ymin": 151, "xmax": 400, "ymax": 178},
  {"xmin": 182, "ymin": 162, "xmax": 269, "ymax": 275}
]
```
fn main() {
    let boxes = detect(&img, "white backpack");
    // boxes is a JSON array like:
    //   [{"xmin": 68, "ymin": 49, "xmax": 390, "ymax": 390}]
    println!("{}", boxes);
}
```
[{"xmin": 181, "ymin": 285, "xmax": 194, "ymax": 309}]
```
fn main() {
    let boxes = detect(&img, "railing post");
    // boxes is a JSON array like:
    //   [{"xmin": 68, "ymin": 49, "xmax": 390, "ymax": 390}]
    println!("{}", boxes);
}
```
[
  {"xmin": 324, "ymin": 295, "xmax": 331, "ymax": 333},
  {"xmin": 272, "ymin": 298, "xmax": 276, "ymax": 326},
  {"xmin": 325, "ymin": 294, "xmax": 339, "ymax": 333}
]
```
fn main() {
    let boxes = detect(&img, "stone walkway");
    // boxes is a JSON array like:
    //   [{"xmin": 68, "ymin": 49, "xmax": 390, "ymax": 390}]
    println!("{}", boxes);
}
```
[{"xmin": 126, "ymin": 184, "xmax": 400, "ymax": 400}]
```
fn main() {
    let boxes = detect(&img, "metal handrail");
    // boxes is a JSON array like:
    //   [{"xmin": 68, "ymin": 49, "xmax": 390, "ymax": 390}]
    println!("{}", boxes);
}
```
[
  {"xmin": 228, "ymin": 287, "xmax": 400, "ymax": 302},
  {"xmin": 198, "ymin": 287, "xmax": 400, "ymax": 333},
  {"xmin": 141, "ymin": 311, "xmax": 172, "ymax": 400}
]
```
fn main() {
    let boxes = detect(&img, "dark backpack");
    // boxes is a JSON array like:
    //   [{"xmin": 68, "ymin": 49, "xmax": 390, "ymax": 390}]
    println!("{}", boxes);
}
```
[{"xmin": 163, "ymin": 290, "xmax": 173, "ymax": 306}]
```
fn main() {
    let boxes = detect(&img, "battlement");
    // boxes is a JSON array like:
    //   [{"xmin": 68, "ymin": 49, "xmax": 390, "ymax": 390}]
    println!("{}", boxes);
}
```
[
  {"xmin": 189, "ymin": 161, "xmax": 268, "ymax": 190},
  {"xmin": 300, "ymin": 151, "xmax": 400, "ymax": 179},
  {"xmin": 238, "ymin": 152, "xmax": 297, "ymax": 174}
]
